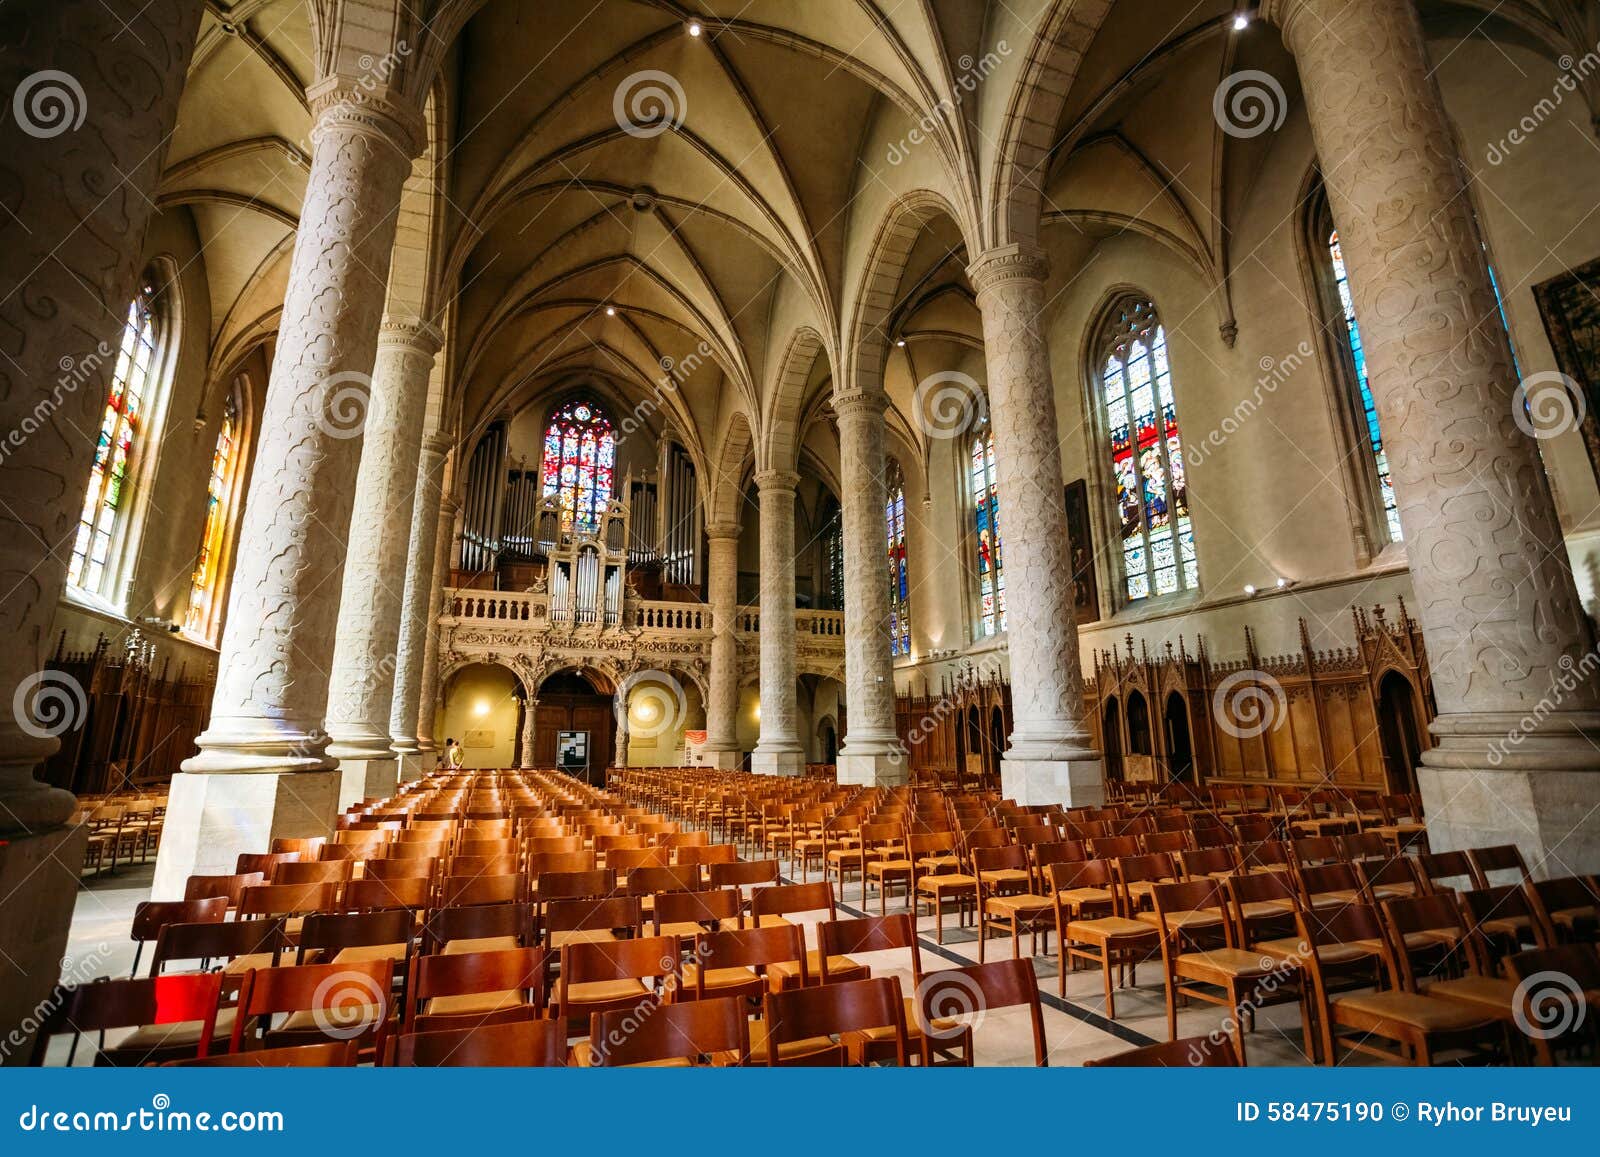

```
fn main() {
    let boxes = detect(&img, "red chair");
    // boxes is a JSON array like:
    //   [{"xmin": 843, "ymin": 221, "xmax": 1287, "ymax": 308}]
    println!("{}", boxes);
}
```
[{"xmin": 30, "ymin": 973, "xmax": 224, "ymax": 1066}]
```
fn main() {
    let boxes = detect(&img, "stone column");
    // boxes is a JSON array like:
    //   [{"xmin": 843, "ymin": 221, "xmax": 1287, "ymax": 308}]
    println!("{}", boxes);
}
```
[
  {"xmin": 392, "ymin": 435, "xmax": 451, "ymax": 782},
  {"xmin": 0, "ymin": 0, "xmax": 204, "ymax": 1064},
  {"xmin": 833, "ymin": 390, "xmax": 907, "ymax": 785},
  {"xmin": 750, "ymin": 470, "xmax": 804, "ymax": 775},
  {"xmin": 519, "ymin": 699, "xmax": 537, "ymax": 769},
  {"xmin": 1267, "ymin": 0, "xmax": 1600, "ymax": 874},
  {"xmin": 968, "ymin": 246, "xmax": 1103, "ymax": 807},
  {"xmin": 415, "ymin": 496, "xmax": 458, "ymax": 759},
  {"xmin": 153, "ymin": 81, "xmax": 424, "ymax": 898},
  {"xmin": 325, "ymin": 320, "xmax": 443, "ymax": 809},
  {"xmin": 614, "ymin": 692, "xmax": 630, "ymax": 771},
  {"xmin": 702, "ymin": 522, "xmax": 743, "ymax": 768}
]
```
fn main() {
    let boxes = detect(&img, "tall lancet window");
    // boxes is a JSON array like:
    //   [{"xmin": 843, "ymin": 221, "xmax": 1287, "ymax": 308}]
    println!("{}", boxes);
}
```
[
  {"xmin": 70, "ymin": 279, "xmax": 170, "ymax": 599},
  {"xmin": 1327, "ymin": 229, "xmax": 1401, "ymax": 545},
  {"xmin": 885, "ymin": 457, "xmax": 909, "ymax": 656},
  {"xmin": 540, "ymin": 399, "xmax": 615, "ymax": 536},
  {"xmin": 185, "ymin": 383, "xmax": 245, "ymax": 641},
  {"xmin": 1098, "ymin": 296, "xmax": 1197, "ymax": 602},
  {"xmin": 971, "ymin": 426, "xmax": 1004, "ymax": 636}
]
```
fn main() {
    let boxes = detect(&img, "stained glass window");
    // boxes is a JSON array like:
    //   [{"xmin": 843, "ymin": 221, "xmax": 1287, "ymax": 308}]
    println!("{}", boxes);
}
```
[
  {"xmin": 540, "ymin": 399, "xmax": 616, "ymax": 536},
  {"xmin": 185, "ymin": 385, "xmax": 242, "ymax": 640},
  {"xmin": 885, "ymin": 457, "xmax": 910, "ymax": 656},
  {"xmin": 1328, "ymin": 230, "xmax": 1401, "ymax": 544},
  {"xmin": 824, "ymin": 502, "xmax": 844, "ymax": 611},
  {"xmin": 69, "ymin": 284, "xmax": 164, "ymax": 596},
  {"xmin": 1099, "ymin": 297, "xmax": 1197, "ymax": 601},
  {"xmin": 971, "ymin": 427, "xmax": 1005, "ymax": 636}
]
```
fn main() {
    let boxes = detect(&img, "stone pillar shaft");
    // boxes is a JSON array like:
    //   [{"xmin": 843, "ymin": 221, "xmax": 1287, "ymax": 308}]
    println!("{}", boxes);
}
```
[
  {"xmin": 1270, "ymin": 0, "xmax": 1600, "ymax": 873},
  {"xmin": 392, "ymin": 435, "xmax": 451, "ymax": 771},
  {"xmin": 155, "ymin": 83, "xmax": 423, "ymax": 894},
  {"xmin": 326, "ymin": 320, "xmax": 442, "ymax": 806},
  {"xmin": 969, "ymin": 246, "xmax": 1101, "ymax": 806},
  {"xmin": 519, "ymin": 700, "xmax": 537, "ymax": 769},
  {"xmin": 0, "ymin": 0, "xmax": 204, "ymax": 1066},
  {"xmin": 751, "ymin": 470, "xmax": 803, "ymax": 775},
  {"xmin": 703, "ymin": 522, "xmax": 742, "ymax": 766},
  {"xmin": 834, "ymin": 390, "xmax": 906, "ymax": 785},
  {"xmin": 416, "ymin": 497, "xmax": 457, "ymax": 755}
]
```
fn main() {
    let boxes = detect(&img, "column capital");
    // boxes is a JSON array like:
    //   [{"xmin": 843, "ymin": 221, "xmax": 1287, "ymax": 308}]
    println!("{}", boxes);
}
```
[
  {"xmin": 967, "ymin": 244, "xmax": 1049, "ymax": 296},
  {"xmin": 705, "ymin": 520, "xmax": 741, "ymax": 541},
  {"xmin": 753, "ymin": 469, "xmax": 801, "ymax": 493},
  {"xmin": 420, "ymin": 432, "xmax": 453, "ymax": 460},
  {"xmin": 307, "ymin": 76, "xmax": 426, "ymax": 159},
  {"xmin": 378, "ymin": 318, "xmax": 445, "ymax": 357},
  {"xmin": 831, "ymin": 388, "xmax": 890, "ymax": 418},
  {"xmin": 1258, "ymin": 0, "xmax": 1320, "ymax": 50}
]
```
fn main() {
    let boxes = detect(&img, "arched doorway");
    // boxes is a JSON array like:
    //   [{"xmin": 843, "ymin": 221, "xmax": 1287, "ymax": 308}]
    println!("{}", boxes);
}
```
[
  {"xmin": 534, "ymin": 670, "xmax": 615, "ymax": 783},
  {"xmin": 1376, "ymin": 671, "xmax": 1424, "ymax": 793},
  {"xmin": 988, "ymin": 707, "xmax": 1005, "ymax": 786},
  {"xmin": 817, "ymin": 718, "xmax": 838, "ymax": 765},
  {"xmin": 965, "ymin": 706, "xmax": 983, "ymax": 781},
  {"xmin": 1102, "ymin": 698, "xmax": 1123, "ymax": 782},
  {"xmin": 1126, "ymin": 692, "xmax": 1152, "ymax": 755},
  {"xmin": 1164, "ymin": 692, "xmax": 1194, "ymax": 783}
]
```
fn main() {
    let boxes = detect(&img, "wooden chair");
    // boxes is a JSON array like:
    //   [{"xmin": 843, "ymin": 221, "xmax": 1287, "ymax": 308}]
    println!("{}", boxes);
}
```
[
  {"xmin": 1084, "ymin": 1035, "xmax": 1240, "ymax": 1067},
  {"xmin": 235, "ymin": 852, "xmax": 303, "ymax": 877},
  {"xmin": 1416, "ymin": 850, "xmax": 1478, "ymax": 894},
  {"xmin": 296, "ymin": 909, "xmax": 414, "ymax": 968},
  {"xmin": 231, "ymin": 959, "xmax": 395, "ymax": 1054},
  {"xmin": 542, "ymin": 895, "xmax": 642, "ymax": 953},
  {"xmin": 128, "ymin": 897, "xmax": 226, "ymax": 977},
  {"xmin": 269, "ymin": 837, "xmax": 327, "ymax": 857},
  {"xmin": 182, "ymin": 871, "xmax": 265, "ymax": 911},
  {"xmin": 553, "ymin": 935, "xmax": 680, "ymax": 1026},
  {"xmin": 30, "ymin": 973, "xmax": 225, "ymax": 1066},
  {"xmin": 403, "ymin": 946, "xmax": 547, "ymax": 1033},
  {"xmin": 437, "ymin": 872, "xmax": 522, "ymax": 908},
  {"xmin": 911, "ymin": 831, "xmax": 977, "ymax": 944},
  {"xmin": 760, "ymin": 976, "xmax": 908, "ymax": 1066},
  {"xmin": 271, "ymin": 859, "xmax": 355, "ymax": 886},
  {"xmin": 915, "ymin": 958, "xmax": 1048, "ymax": 1067},
  {"xmin": 1526, "ymin": 876, "xmax": 1600, "ymax": 945},
  {"xmin": 818, "ymin": 913, "xmax": 946, "ymax": 1064},
  {"xmin": 171, "ymin": 1040, "xmax": 359, "ymax": 1067},
  {"xmin": 973, "ymin": 844, "xmax": 1054, "ymax": 961},
  {"xmin": 1459, "ymin": 885, "xmax": 1544, "ymax": 960},
  {"xmin": 421, "ymin": 901, "xmax": 533, "ymax": 955},
  {"xmin": 343, "ymin": 875, "xmax": 433, "ymax": 913},
  {"xmin": 1467, "ymin": 844, "xmax": 1530, "ymax": 888},
  {"xmin": 1054, "ymin": 858, "xmax": 1159, "ymax": 1017},
  {"xmin": 237, "ymin": 882, "xmax": 342, "ymax": 939},
  {"xmin": 385, "ymin": 1019, "xmax": 567, "ymax": 1067},
  {"xmin": 750, "ymin": 882, "xmax": 869, "ymax": 989},
  {"xmin": 1296, "ymin": 903, "xmax": 1504, "ymax": 1066},
  {"xmin": 151, "ymin": 917, "xmax": 287, "ymax": 978},
  {"xmin": 654, "ymin": 887, "xmax": 741, "ymax": 944},
  {"xmin": 1503, "ymin": 944, "xmax": 1600, "ymax": 1064},
  {"xmin": 585, "ymin": 995, "xmax": 750, "ymax": 1067},
  {"xmin": 683, "ymin": 923, "xmax": 807, "ymax": 1005}
]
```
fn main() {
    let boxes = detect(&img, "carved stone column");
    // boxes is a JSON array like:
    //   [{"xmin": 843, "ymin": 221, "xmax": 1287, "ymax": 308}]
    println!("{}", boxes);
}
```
[
  {"xmin": 750, "ymin": 470, "xmax": 804, "ymax": 775},
  {"xmin": 614, "ymin": 692, "xmax": 630, "ymax": 772},
  {"xmin": 1267, "ymin": 0, "xmax": 1600, "ymax": 874},
  {"xmin": 416, "ymin": 496, "xmax": 458, "ymax": 759},
  {"xmin": 702, "ymin": 522, "xmax": 743, "ymax": 768},
  {"xmin": 0, "ymin": 0, "xmax": 204, "ymax": 1064},
  {"xmin": 519, "ymin": 699, "xmax": 537, "ymax": 769},
  {"xmin": 326, "ymin": 320, "xmax": 443, "ymax": 808},
  {"xmin": 392, "ymin": 435, "xmax": 451, "ymax": 782},
  {"xmin": 968, "ymin": 246, "xmax": 1102, "ymax": 806},
  {"xmin": 153, "ymin": 81, "xmax": 425, "ymax": 898},
  {"xmin": 833, "ymin": 390, "xmax": 907, "ymax": 785}
]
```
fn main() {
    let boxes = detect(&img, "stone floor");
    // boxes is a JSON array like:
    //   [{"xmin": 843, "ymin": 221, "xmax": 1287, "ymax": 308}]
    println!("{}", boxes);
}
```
[{"xmin": 51, "ymin": 855, "xmax": 1338, "ymax": 1067}]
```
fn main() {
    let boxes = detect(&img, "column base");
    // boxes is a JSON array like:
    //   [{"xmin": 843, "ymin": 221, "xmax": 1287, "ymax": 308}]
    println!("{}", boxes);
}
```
[
  {"xmin": 701, "ymin": 748, "xmax": 743, "ymax": 769},
  {"xmin": 1000, "ymin": 756, "xmax": 1105, "ymax": 808},
  {"xmin": 836, "ymin": 751, "xmax": 909, "ymax": 787},
  {"xmin": 0, "ymin": 824, "xmax": 86, "ymax": 1067},
  {"xmin": 1417, "ymin": 764, "xmax": 1600, "ymax": 877},
  {"xmin": 337, "ymin": 757, "xmax": 399, "ymax": 811},
  {"xmin": 395, "ymin": 751, "xmax": 427, "ymax": 785},
  {"xmin": 750, "ymin": 748, "xmax": 804, "ymax": 776},
  {"xmin": 151, "ymin": 770, "xmax": 339, "ymax": 900}
]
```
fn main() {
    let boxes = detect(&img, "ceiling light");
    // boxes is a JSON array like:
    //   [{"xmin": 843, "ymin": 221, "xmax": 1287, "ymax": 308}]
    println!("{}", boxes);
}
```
[
  {"xmin": 1243, "ymin": 584, "xmax": 1257, "ymax": 596},
  {"xmin": 605, "ymin": 305, "xmax": 616, "ymax": 316},
  {"xmin": 687, "ymin": 20, "xmax": 702, "ymax": 37},
  {"xmin": 895, "ymin": 339, "xmax": 906, "ymax": 347},
  {"xmin": 1233, "ymin": 12, "xmax": 1250, "ymax": 30}
]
